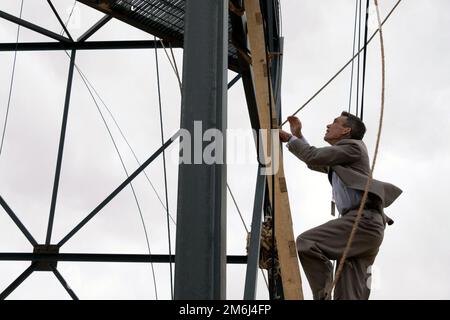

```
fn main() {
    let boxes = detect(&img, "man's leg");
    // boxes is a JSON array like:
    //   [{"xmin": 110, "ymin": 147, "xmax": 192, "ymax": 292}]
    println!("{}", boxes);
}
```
[
  {"xmin": 296, "ymin": 210, "xmax": 384, "ymax": 300},
  {"xmin": 333, "ymin": 252, "xmax": 378, "ymax": 300},
  {"xmin": 296, "ymin": 236, "xmax": 334, "ymax": 299}
]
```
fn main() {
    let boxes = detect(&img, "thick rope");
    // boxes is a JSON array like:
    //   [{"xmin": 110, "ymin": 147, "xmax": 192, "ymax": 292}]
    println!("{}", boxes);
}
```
[
  {"xmin": 281, "ymin": 0, "xmax": 402, "ymax": 127},
  {"xmin": 324, "ymin": 0, "xmax": 387, "ymax": 299}
]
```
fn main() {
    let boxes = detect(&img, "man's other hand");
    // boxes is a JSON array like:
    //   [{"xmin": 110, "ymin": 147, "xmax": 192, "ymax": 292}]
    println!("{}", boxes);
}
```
[
  {"xmin": 279, "ymin": 129, "xmax": 292, "ymax": 143},
  {"xmin": 287, "ymin": 116, "xmax": 302, "ymax": 138}
]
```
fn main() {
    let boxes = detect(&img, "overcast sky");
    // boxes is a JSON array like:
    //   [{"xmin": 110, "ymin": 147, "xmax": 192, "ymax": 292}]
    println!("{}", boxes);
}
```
[{"xmin": 0, "ymin": 0, "xmax": 449, "ymax": 300}]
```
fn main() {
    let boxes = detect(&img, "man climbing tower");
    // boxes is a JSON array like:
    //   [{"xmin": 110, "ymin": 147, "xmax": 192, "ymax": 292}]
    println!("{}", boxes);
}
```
[{"xmin": 279, "ymin": 112, "xmax": 401, "ymax": 300}]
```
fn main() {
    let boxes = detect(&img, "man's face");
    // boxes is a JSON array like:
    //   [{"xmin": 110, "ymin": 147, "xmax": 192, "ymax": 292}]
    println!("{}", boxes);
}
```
[{"xmin": 324, "ymin": 116, "xmax": 351, "ymax": 144}]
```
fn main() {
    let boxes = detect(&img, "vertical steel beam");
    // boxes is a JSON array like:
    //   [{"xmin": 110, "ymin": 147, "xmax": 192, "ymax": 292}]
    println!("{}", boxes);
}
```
[
  {"xmin": 244, "ymin": 167, "xmax": 266, "ymax": 300},
  {"xmin": 174, "ymin": 0, "xmax": 228, "ymax": 300},
  {"xmin": 46, "ymin": 50, "xmax": 77, "ymax": 245}
]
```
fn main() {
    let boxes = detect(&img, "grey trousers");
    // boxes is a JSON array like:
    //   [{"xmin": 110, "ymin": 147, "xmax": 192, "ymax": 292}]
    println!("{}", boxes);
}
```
[{"xmin": 296, "ymin": 209, "xmax": 385, "ymax": 300}]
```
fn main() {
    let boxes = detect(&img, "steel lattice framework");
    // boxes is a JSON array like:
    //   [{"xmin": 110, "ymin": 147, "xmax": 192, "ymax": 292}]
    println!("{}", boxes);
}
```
[{"xmin": 0, "ymin": 0, "xmax": 284, "ymax": 300}]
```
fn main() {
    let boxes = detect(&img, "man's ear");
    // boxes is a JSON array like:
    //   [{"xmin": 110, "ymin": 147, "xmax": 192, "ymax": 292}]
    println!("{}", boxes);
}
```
[{"xmin": 343, "ymin": 127, "xmax": 352, "ymax": 137}]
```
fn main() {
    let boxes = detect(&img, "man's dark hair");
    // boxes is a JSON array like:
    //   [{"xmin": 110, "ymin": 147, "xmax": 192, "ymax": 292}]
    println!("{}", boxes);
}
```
[{"xmin": 341, "ymin": 111, "xmax": 366, "ymax": 140}]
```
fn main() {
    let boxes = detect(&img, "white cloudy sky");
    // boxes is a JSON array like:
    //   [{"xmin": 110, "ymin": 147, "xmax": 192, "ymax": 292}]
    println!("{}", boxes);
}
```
[{"xmin": 0, "ymin": 0, "xmax": 449, "ymax": 300}]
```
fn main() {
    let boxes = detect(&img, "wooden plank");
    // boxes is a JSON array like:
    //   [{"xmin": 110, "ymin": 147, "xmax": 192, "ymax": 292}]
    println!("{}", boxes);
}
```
[{"xmin": 245, "ymin": 0, "xmax": 304, "ymax": 300}]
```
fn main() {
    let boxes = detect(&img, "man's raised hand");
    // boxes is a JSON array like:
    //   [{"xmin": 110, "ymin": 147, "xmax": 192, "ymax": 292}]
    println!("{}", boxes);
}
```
[{"xmin": 287, "ymin": 116, "xmax": 302, "ymax": 138}]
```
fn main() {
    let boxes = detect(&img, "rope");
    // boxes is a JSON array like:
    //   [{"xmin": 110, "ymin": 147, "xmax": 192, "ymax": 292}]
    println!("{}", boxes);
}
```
[
  {"xmin": 360, "ymin": 0, "xmax": 371, "ymax": 120},
  {"xmin": 47, "ymin": 0, "xmax": 73, "ymax": 41},
  {"xmin": 324, "ymin": 0, "xmax": 388, "ymax": 299},
  {"xmin": 0, "ymin": 0, "xmax": 24, "ymax": 158},
  {"xmin": 228, "ymin": 182, "xmax": 270, "ymax": 290},
  {"xmin": 154, "ymin": 36, "xmax": 174, "ymax": 299},
  {"xmin": 228, "ymin": 180, "xmax": 271, "ymax": 289},
  {"xmin": 168, "ymin": 44, "xmax": 182, "ymax": 91},
  {"xmin": 73, "ymin": 68, "xmax": 176, "ymax": 225},
  {"xmin": 60, "ymin": 1, "xmax": 180, "ymax": 231},
  {"xmin": 281, "ymin": 0, "xmax": 402, "ymax": 127},
  {"xmin": 71, "ymin": 56, "xmax": 159, "ymax": 299},
  {"xmin": 60, "ymin": 1, "xmax": 77, "ymax": 35},
  {"xmin": 158, "ymin": 40, "xmax": 182, "ymax": 93},
  {"xmin": 348, "ymin": 0, "xmax": 359, "ymax": 113},
  {"xmin": 227, "ymin": 184, "xmax": 249, "ymax": 234}
]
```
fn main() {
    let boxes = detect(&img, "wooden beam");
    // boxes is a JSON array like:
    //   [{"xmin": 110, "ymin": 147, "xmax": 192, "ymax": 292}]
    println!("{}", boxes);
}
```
[{"xmin": 245, "ymin": 0, "xmax": 304, "ymax": 300}]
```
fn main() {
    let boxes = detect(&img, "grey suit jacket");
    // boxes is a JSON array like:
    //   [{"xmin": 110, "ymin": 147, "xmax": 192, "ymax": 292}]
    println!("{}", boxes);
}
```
[{"xmin": 287, "ymin": 137, "xmax": 402, "ymax": 221}]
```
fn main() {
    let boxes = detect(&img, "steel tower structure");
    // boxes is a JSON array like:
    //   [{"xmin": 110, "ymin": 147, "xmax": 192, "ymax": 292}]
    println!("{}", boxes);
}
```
[{"xmin": 0, "ymin": 0, "xmax": 291, "ymax": 300}]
